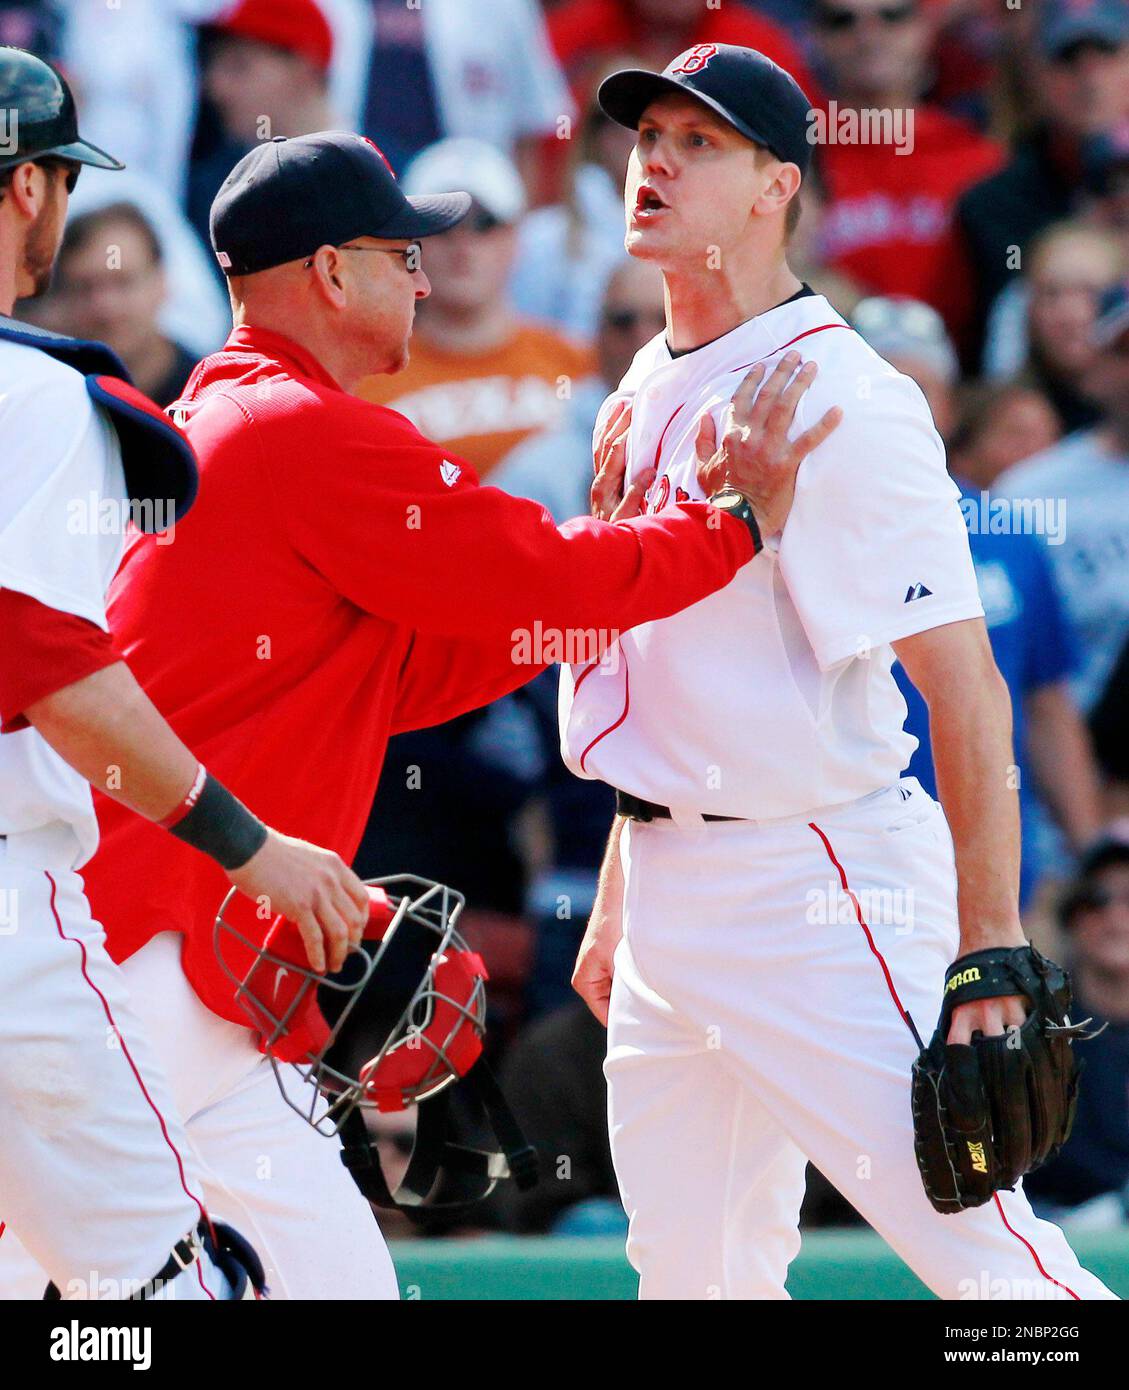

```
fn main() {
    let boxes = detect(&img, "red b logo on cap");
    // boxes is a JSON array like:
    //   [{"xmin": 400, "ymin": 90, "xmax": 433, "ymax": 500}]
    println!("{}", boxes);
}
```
[{"xmin": 670, "ymin": 44, "xmax": 718, "ymax": 76}]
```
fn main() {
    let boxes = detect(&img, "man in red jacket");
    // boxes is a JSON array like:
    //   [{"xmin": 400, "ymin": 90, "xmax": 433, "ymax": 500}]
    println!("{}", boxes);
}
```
[{"xmin": 0, "ymin": 131, "xmax": 837, "ymax": 1300}]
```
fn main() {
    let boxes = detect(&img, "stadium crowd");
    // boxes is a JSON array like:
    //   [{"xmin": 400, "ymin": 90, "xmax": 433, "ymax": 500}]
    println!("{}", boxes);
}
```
[{"xmin": 7, "ymin": 0, "xmax": 1129, "ymax": 1239}]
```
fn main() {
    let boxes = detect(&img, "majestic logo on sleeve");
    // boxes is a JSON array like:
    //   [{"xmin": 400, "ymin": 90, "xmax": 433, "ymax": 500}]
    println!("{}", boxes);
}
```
[
  {"xmin": 904, "ymin": 582, "xmax": 933, "ymax": 603},
  {"xmin": 670, "ymin": 44, "xmax": 718, "ymax": 76},
  {"xmin": 439, "ymin": 460, "xmax": 462, "ymax": 487}
]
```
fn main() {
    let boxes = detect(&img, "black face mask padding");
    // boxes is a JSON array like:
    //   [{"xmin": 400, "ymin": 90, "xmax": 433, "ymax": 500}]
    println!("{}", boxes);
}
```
[{"xmin": 318, "ymin": 914, "xmax": 438, "ymax": 1077}]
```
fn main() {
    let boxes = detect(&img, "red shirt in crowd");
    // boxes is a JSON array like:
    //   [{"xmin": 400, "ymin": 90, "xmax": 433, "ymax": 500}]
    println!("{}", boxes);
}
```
[
  {"xmin": 816, "ymin": 104, "xmax": 1003, "ymax": 340},
  {"xmin": 548, "ymin": 0, "xmax": 820, "ymax": 103},
  {"xmin": 83, "ymin": 326, "xmax": 753, "ymax": 1027}
]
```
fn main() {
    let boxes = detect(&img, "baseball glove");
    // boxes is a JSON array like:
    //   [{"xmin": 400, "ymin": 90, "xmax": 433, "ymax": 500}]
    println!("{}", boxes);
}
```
[{"xmin": 911, "ymin": 944, "xmax": 1092, "ymax": 1214}]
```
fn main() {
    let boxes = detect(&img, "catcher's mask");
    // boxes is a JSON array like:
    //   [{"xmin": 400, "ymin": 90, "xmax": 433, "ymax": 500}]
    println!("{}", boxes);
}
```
[{"xmin": 215, "ymin": 874, "xmax": 537, "ymax": 1209}]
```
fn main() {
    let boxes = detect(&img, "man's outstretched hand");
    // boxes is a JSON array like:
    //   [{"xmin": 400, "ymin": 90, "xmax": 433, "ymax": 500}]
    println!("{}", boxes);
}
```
[{"xmin": 695, "ymin": 352, "xmax": 842, "ymax": 537}]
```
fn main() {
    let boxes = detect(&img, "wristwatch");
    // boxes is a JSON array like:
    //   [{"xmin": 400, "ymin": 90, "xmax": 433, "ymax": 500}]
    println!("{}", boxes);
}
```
[{"xmin": 709, "ymin": 486, "xmax": 763, "ymax": 555}]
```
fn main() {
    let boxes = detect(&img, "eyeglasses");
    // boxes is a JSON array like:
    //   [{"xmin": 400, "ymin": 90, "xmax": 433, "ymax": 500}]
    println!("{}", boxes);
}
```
[
  {"xmin": 817, "ymin": 4, "xmax": 916, "ymax": 30},
  {"xmin": 302, "ymin": 241, "xmax": 423, "ymax": 272}
]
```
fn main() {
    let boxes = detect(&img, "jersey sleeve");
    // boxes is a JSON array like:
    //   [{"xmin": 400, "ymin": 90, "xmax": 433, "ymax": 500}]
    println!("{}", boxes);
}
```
[
  {"xmin": 0, "ymin": 588, "xmax": 121, "ymax": 732},
  {"xmin": 778, "ymin": 370, "xmax": 984, "ymax": 670},
  {"xmin": 265, "ymin": 406, "xmax": 755, "ymax": 644},
  {"xmin": 0, "ymin": 366, "xmax": 120, "ymax": 630}
]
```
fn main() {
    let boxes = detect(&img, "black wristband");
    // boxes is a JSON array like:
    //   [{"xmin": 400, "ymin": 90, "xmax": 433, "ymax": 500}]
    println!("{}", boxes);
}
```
[
  {"xmin": 166, "ymin": 771, "xmax": 268, "ymax": 870},
  {"xmin": 708, "ymin": 486, "xmax": 763, "ymax": 556}
]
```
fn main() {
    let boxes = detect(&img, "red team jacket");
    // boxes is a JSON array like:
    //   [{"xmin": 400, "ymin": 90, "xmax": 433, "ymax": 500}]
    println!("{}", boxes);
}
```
[{"xmin": 83, "ymin": 326, "xmax": 753, "ymax": 1027}]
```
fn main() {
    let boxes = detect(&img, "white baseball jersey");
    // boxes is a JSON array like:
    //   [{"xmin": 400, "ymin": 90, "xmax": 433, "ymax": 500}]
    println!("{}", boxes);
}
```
[
  {"xmin": 0, "ymin": 338, "xmax": 128, "ymax": 868},
  {"xmin": 558, "ymin": 291, "xmax": 984, "ymax": 820}
]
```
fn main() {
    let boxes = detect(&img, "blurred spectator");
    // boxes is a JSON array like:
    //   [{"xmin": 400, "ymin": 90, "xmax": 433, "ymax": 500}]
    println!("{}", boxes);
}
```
[
  {"xmin": 1090, "ymin": 634, "xmax": 1129, "ymax": 815},
  {"xmin": 20, "ymin": 167, "xmax": 231, "ymax": 358},
  {"xmin": 947, "ymin": 380, "xmax": 1063, "ymax": 491},
  {"xmin": 811, "ymin": 0, "xmax": 1003, "ymax": 344},
  {"xmin": 0, "ymin": 1, "xmax": 62, "ymax": 58},
  {"xmin": 358, "ymin": 0, "xmax": 572, "ymax": 191},
  {"xmin": 1087, "ymin": 117, "xmax": 1129, "ymax": 259},
  {"xmin": 983, "ymin": 222, "xmax": 1123, "ymax": 428},
  {"xmin": 787, "ymin": 163, "xmax": 866, "ymax": 320},
  {"xmin": 547, "ymin": 0, "xmax": 818, "ymax": 108},
  {"xmin": 358, "ymin": 137, "xmax": 595, "ymax": 481},
  {"xmin": 187, "ymin": 0, "xmax": 337, "ymax": 254},
  {"xmin": 510, "ymin": 69, "xmax": 636, "ymax": 340},
  {"xmin": 853, "ymin": 300, "xmax": 1103, "ymax": 908},
  {"xmin": 1025, "ymin": 833, "xmax": 1129, "ymax": 1221},
  {"xmin": 494, "ymin": 257, "xmax": 666, "ymax": 519},
  {"xmin": 850, "ymin": 294, "xmax": 960, "ymax": 439},
  {"xmin": 56, "ymin": 0, "xmax": 225, "ymax": 201},
  {"xmin": 998, "ymin": 280, "xmax": 1129, "ymax": 714},
  {"xmin": 487, "ymin": 998, "xmax": 620, "ymax": 1234},
  {"xmin": 956, "ymin": 0, "xmax": 1129, "ymax": 366},
  {"xmin": 41, "ymin": 203, "xmax": 198, "ymax": 405}
]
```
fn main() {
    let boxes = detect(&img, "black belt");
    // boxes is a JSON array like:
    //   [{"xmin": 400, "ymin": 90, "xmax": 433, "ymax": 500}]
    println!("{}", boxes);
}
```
[{"xmin": 615, "ymin": 790, "xmax": 744, "ymax": 824}]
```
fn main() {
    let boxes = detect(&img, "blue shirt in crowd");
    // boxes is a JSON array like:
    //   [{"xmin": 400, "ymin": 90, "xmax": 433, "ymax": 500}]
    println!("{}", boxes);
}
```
[{"xmin": 894, "ymin": 481, "xmax": 1079, "ymax": 906}]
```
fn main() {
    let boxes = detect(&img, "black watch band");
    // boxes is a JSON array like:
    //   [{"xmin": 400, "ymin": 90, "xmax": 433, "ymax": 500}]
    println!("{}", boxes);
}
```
[{"xmin": 709, "ymin": 486, "xmax": 763, "ymax": 556}]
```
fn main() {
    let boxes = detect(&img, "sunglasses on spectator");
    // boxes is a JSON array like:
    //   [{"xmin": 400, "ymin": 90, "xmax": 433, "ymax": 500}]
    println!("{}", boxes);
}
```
[
  {"xmin": 1075, "ymin": 884, "xmax": 1129, "ymax": 912},
  {"xmin": 817, "ymin": 3, "xmax": 916, "ymax": 30},
  {"xmin": 603, "ymin": 307, "xmax": 667, "ymax": 330},
  {"xmin": 1053, "ymin": 37, "xmax": 1121, "ymax": 66}
]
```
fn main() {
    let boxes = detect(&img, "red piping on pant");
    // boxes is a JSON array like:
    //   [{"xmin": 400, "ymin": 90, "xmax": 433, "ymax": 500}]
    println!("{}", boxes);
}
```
[
  {"xmin": 45, "ymin": 871, "xmax": 215, "ymax": 1300},
  {"xmin": 807, "ymin": 821, "xmax": 1081, "ymax": 1302}
]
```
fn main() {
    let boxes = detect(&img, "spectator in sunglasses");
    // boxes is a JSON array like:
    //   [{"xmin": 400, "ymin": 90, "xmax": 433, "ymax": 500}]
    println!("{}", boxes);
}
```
[
  {"xmin": 811, "ymin": 0, "xmax": 1003, "ymax": 350},
  {"xmin": 1024, "ymin": 832, "xmax": 1129, "ymax": 1222},
  {"xmin": 357, "ymin": 137, "xmax": 596, "ymax": 480},
  {"xmin": 956, "ymin": 0, "xmax": 1129, "ymax": 369}
]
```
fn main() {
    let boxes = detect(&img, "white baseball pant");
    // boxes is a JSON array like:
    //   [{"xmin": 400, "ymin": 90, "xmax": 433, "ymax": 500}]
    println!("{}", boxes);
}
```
[
  {"xmin": 0, "ymin": 829, "xmax": 229, "ymax": 1299},
  {"xmin": 0, "ymin": 926, "xmax": 399, "ymax": 1300},
  {"xmin": 606, "ymin": 779, "xmax": 1117, "ymax": 1300}
]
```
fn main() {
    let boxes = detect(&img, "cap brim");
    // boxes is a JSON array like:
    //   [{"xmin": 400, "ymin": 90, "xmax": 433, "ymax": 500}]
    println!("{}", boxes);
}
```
[
  {"xmin": 378, "ymin": 191, "xmax": 472, "ymax": 239},
  {"xmin": 51, "ymin": 137, "xmax": 125, "ymax": 171},
  {"xmin": 597, "ymin": 69, "xmax": 769, "ymax": 150}
]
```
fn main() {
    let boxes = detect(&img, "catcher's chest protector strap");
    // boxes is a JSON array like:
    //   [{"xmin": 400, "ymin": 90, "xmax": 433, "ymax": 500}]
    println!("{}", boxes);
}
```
[
  {"xmin": 0, "ymin": 314, "xmax": 198, "ymax": 525},
  {"xmin": 339, "ymin": 1057, "xmax": 538, "ymax": 1211}
]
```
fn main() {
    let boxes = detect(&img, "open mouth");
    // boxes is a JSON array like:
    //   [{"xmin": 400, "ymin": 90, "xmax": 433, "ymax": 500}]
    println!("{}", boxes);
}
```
[{"xmin": 633, "ymin": 186, "xmax": 669, "ymax": 220}]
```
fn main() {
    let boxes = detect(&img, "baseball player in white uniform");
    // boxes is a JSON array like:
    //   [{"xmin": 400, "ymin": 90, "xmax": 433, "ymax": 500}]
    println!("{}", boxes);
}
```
[
  {"xmin": 564, "ymin": 44, "xmax": 1116, "ymax": 1300},
  {"xmin": 0, "ymin": 47, "xmax": 368, "ymax": 1300}
]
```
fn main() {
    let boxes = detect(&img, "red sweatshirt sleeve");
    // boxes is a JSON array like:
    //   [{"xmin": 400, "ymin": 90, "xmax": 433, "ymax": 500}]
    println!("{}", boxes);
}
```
[
  {"xmin": 0, "ymin": 587, "xmax": 121, "ymax": 732},
  {"xmin": 391, "ymin": 629, "xmax": 549, "ymax": 736},
  {"xmin": 265, "ymin": 406, "xmax": 755, "ymax": 644}
]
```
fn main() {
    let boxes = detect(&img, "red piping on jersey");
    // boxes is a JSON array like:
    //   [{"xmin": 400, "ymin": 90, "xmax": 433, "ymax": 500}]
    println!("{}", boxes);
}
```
[
  {"xmin": 579, "ymin": 651, "xmax": 631, "ymax": 775},
  {"xmin": 806, "ymin": 822, "xmax": 1082, "ymax": 1302},
  {"xmin": 647, "ymin": 323, "xmax": 851, "ymax": 491},
  {"xmin": 573, "ymin": 660, "xmax": 599, "ymax": 696},
  {"xmin": 44, "ymin": 871, "xmax": 216, "ymax": 1300}
]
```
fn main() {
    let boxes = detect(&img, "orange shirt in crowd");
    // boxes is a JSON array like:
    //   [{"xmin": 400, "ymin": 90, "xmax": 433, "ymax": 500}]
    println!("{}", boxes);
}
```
[{"xmin": 357, "ymin": 322, "xmax": 596, "ymax": 479}]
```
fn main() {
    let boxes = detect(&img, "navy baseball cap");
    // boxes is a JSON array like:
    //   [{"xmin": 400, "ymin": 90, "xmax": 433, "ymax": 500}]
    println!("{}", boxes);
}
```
[
  {"xmin": 1040, "ymin": 0, "xmax": 1128, "ymax": 58},
  {"xmin": 210, "ymin": 131, "xmax": 471, "ymax": 276},
  {"xmin": 598, "ymin": 43, "xmax": 813, "ymax": 176}
]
